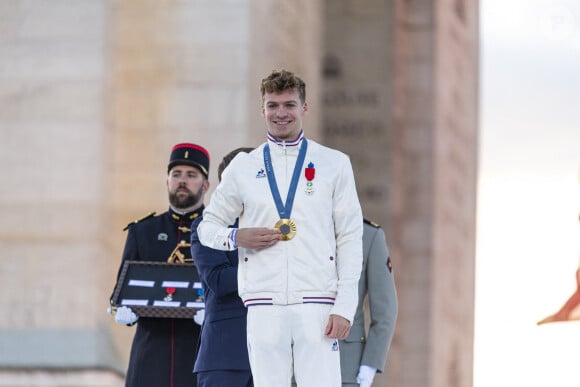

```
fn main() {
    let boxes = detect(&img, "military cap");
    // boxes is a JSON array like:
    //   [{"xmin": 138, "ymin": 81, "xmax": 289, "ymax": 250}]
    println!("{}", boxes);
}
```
[{"xmin": 167, "ymin": 143, "xmax": 210, "ymax": 177}]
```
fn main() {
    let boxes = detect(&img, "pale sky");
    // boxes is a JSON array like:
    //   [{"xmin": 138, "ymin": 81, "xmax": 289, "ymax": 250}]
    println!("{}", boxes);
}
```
[{"xmin": 475, "ymin": 1, "xmax": 580, "ymax": 386}]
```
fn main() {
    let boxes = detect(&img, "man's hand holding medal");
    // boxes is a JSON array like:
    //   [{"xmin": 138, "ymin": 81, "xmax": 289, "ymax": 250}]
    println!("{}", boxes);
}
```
[{"xmin": 234, "ymin": 227, "xmax": 281, "ymax": 249}]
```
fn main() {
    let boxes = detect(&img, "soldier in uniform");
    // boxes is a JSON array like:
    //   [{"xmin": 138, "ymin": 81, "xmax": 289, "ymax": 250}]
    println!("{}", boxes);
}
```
[
  {"xmin": 110, "ymin": 143, "xmax": 210, "ymax": 387},
  {"xmin": 340, "ymin": 219, "xmax": 398, "ymax": 387}
]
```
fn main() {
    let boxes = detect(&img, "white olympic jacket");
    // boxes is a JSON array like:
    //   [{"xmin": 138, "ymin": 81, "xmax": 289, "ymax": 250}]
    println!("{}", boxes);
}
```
[{"xmin": 198, "ymin": 137, "xmax": 363, "ymax": 322}]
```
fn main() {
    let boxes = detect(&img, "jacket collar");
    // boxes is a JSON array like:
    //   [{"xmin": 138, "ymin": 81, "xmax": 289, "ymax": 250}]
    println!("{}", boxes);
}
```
[
  {"xmin": 168, "ymin": 205, "xmax": 204, "ymax": 222},
  {"xmin": 266, "ymin": 130, "xmax": 304, "ymax": 148}
]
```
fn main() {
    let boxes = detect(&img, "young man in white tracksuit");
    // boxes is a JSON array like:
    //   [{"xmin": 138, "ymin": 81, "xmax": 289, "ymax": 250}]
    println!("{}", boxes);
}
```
[{"xmin": 197, "ymin": 69, "xmax": 363, "ymax": 386}]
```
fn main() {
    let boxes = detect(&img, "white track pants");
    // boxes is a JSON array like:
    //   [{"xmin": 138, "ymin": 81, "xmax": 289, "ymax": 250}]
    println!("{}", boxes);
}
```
[{"xmin": 247, "ymin": 304, "xmax": 341, "ymax": 387}]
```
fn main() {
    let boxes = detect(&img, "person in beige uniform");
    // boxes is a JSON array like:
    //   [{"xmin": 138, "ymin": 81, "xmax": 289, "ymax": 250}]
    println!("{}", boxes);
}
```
[{"xmin": 340, "ymin": 219, "xmax": 398, "ymax": 387}]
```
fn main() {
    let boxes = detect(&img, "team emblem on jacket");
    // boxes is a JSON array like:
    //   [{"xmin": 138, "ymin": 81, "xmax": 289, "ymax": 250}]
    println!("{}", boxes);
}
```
[
  {"xmin": 158, "ymin": 233, "xmax": 168, "ymax": 241},
  {"xmin": 331, "ymin": 339, "xmax": 339, "ymax": 351},
  {"xmin": 304, "ymin": 162, "xmax": 315, "ymax": 195},
  {"xmin": 256, "ymin": 168, "xmax": 266, "ymax": 178}
]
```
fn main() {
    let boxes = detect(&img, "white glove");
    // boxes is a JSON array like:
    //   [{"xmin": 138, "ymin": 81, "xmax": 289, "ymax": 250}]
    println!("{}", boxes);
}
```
[
  {"xmin": 114, "ymin": 306, "xmax": 139, "ymax": 325},
  {"xmin": 356, "ymin": 365, "xmax": 377, "ymax": 387},
  {"xmin": 193, "ymin": 309, "xmax": 205, "ymax": 326}
]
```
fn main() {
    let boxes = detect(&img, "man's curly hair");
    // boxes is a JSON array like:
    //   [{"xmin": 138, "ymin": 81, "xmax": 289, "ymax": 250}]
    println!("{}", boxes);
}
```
[{"xmin": 259, "ymin": 69, "xmax": 306, "ymax": 104}]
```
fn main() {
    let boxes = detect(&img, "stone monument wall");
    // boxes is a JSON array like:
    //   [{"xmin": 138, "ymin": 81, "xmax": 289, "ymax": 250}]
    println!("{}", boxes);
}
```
[{"xmin": 0, "ymin": 1, "xmax": 477, "ymax": 386}]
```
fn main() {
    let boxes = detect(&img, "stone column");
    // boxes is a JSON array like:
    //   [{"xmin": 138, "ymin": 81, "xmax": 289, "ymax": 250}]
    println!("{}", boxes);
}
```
[
  {"xmin": 322, "ymin": 1, "xmax": 478, "ymax": 386},
  {"xmin": 389, "ymin": 1, "xmax": 479, "ymax": 386},
  {"xmin": 0, "ymin": 0, "xmax": 123, "ymax": 385}
]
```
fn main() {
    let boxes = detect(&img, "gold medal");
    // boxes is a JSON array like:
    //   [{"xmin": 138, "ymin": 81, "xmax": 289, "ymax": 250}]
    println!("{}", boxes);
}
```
[{"xmin": 274, "ymin": 218, "xmax": 297, "ymax": 241}]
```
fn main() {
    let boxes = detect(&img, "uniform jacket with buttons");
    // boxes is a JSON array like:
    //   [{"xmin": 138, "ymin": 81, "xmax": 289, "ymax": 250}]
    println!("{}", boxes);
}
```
[
  {"xmin": 112, "ymin": 207, "xmax": 203, "ymax": 387},
  {"xmin": 339, "ymin": 220, "xmax": 398, "ymax": 384}
]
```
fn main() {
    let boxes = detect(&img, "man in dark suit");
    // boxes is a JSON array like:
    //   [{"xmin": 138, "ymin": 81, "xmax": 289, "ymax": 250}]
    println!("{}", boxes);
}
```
[
  {"xmin": 339, "ymin": 219, "xmax": 398, "ymax": 387},
  {"xmin": 110, "ymin": 143, "xmax": 210, "ymax": 387},
  {"xmin": 190, "ymin": 147, "xmax": 254, "ymax": 387}
]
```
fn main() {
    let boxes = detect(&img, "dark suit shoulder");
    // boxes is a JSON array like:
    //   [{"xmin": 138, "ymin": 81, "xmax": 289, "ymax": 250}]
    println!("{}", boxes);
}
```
[
  {"xmin": 363, "ymin": 218, "xmax": 381, "ymax": 229},
  {"xmin": 122, "ymin": 211, "xmax": 156, "ymax": 231}
]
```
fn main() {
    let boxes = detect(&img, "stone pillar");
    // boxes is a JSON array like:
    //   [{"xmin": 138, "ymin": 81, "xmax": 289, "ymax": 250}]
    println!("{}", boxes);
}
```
[
  {"xmin": 322, "ymin": 1, "xmax": 478, "ymax": 387},
  {"xmin": 0, "ymin": 0, "xmax": 123, "ymax": 385},
  {"xmin": 389, "ymin": 1, "xmax": 479, "ymax": 387}
]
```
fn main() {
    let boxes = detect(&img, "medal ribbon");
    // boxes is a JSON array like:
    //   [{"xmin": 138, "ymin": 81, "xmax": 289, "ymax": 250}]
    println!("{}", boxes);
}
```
[{"xmin": 263, "ymin": 139, "xmax": 308, "ymax": 220}]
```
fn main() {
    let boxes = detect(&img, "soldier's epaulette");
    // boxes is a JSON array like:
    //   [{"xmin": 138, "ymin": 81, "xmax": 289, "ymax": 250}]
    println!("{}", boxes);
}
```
[
  {"xmin": 123, "ymin": 211, "xmax": 156, "ymax": 231},
  {"xmin": 363, "ymin": 218, "xmax": 380, "ymax": 228}
]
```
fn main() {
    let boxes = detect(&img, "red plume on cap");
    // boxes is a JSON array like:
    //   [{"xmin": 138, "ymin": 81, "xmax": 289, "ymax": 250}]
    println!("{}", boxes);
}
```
[{"xmin": 167, "ymin": 143, "xmax": 210, "ymax": 177}]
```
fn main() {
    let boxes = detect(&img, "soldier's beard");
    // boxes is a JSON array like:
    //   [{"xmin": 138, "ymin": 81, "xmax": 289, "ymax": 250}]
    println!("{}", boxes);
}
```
[{"xmin": 169, "ymin": 185, "xmax": 203, "ymax": 210}]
